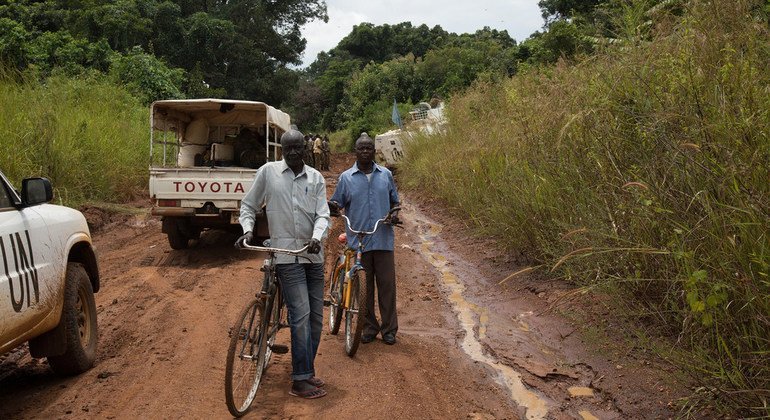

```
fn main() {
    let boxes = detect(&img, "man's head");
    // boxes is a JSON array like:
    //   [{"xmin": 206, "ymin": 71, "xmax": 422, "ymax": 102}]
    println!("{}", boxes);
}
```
[
  {"xmin": 281, "ymin": 129, "xmax": 305, "ymax": 168},
  {"xmin": 355, "ymin": 133, "xmax": 375, "ymax": 165}
]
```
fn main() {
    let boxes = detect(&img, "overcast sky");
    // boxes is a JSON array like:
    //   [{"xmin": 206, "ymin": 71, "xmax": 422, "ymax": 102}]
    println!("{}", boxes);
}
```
[{"xmin": 299, "ymin": 0, "xmax": 545, "ymax": 67}]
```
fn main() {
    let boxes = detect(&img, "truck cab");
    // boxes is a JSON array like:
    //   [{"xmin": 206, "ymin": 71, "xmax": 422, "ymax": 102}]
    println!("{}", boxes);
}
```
[{"xmin": 149, "ymin": 99, "xmax": 291, "ymax": 249}]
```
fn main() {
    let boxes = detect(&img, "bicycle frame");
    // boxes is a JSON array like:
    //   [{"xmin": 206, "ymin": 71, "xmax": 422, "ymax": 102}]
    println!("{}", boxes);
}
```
[
  {"xmin": 234, "ymin": 242, "xmax": 308, "ymax": 359},
  {"xmin": 341, "ymin": 249, "xmax": 362, "ymax": 311},
  {"xmin": 337, "ymin": 207, "xmax": 400, "ymax": 310}
]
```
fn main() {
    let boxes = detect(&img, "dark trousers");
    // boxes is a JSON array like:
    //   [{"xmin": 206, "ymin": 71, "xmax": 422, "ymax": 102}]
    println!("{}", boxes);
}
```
[
  {"xmin": 275, "ymin": 263, "xmax": 324, "ymax": 381},
  {"xmin": 360, "ymin": 251, "xmax": 398, "ymax": 337}
]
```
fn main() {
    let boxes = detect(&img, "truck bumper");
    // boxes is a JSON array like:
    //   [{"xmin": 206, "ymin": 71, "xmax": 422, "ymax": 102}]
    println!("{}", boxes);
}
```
[{"xmin": 151, "ymin": 208, "xmax": 195, "ymax": 217}]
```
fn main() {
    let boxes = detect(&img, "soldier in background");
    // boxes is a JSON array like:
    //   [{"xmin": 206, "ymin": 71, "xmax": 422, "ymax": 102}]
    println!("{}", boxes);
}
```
[
  {"xmin": 321, "ymin": 135, "xmax": 331, "ymax": 170},
  {"xmin": 304, "ymin": 134, "xmax": 315, "ymax": 168}
]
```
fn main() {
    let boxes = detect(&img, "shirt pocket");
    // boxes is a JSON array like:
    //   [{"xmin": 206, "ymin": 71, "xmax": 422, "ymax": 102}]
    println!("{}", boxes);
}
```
[{"xmin": 296, "ymin": 181, "xmax": 319, "ymax": 213}]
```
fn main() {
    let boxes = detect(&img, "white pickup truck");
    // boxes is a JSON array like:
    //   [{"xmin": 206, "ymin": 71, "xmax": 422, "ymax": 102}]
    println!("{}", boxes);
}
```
[
  {"xmin": 0, "ymin": 169, "xmax": 100, "ymax": 375},
  {"xmin": 149, "ymin": 99, "xmax": 292, "ymax": 249}
]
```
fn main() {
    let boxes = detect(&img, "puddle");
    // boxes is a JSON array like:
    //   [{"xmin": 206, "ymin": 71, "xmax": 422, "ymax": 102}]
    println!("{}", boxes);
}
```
[{"xmin": 415, "ymin": 219, "xmax": 551, "ymax": 420}]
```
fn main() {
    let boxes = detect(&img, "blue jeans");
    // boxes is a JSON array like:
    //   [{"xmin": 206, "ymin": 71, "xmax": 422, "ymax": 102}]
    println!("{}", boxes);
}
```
[{"xmin": 275, "ymin": 263, "xmax": 324, "ymax": 381}]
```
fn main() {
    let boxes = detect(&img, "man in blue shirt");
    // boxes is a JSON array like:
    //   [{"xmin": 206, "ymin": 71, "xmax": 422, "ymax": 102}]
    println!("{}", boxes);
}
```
[
  {"xmin": 237, "ymin": 129, "xmax": 330, "ymax": 399},
  {"xmin": 329, "ymin": 133, "xmax": 401, "ymax": 345}
]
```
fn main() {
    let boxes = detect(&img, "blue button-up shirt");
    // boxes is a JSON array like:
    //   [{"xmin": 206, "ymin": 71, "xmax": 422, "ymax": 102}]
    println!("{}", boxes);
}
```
[
  {"xmin": 330, "ymin": 162, "xmax": 400, "ymax": 252},
  {"xmin": 239, "ymin": 160, "xmax": 329, "ymax": 264}
]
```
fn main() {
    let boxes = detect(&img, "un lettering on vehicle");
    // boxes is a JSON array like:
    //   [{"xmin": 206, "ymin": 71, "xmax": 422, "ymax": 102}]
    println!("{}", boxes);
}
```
[
  {"xmin": 172, "ymin": 181, "xmax": 245, "ymax": 194},
  {"xmin": 0, "ymin": 230, "xmax": 40, "ymax": 312}
]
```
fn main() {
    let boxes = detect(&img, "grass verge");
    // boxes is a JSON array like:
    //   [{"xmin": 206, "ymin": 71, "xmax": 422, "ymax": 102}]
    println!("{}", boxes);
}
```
[{"xmin": 400, "ymin": 0, "xmax": 769, "ymax": 415}]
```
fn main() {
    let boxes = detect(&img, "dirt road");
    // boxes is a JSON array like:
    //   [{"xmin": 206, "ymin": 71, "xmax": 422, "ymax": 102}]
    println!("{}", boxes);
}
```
[{"xmin": 0, "ymin": 154, "xmax": 687, "ymax": 419}]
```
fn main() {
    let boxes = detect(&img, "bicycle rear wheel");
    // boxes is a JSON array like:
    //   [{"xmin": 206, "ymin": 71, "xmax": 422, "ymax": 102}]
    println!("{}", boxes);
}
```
[
  {"xmin": 328, "ymin": 260, "xmax": 345, "ymax": 335},
  {"xmin": 224, "ymin": 298, "xmax": 268, "ymax": 417},
  {"xmin": 344, "ymin": 269, "xmax": 367, "ymax": 357}
]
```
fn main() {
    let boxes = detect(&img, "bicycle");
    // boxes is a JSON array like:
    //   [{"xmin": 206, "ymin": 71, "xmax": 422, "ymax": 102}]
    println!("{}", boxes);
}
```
[
  {"xmin": 224, "ymin": 240, "xmax": 309, "ymax": 417},
  {"xmin": 326, "ymin": 206, "xmax": 401, "ymax": 356}
]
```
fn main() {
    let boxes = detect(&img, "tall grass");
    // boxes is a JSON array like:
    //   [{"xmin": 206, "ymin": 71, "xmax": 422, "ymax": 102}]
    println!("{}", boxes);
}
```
[
  {"xmin": 0, "ymin": 68, "xmax": 149, "ymax": 205},
  {"xmin": 401, "ymin": 0, "xmax": 769, "ymax": 415}
]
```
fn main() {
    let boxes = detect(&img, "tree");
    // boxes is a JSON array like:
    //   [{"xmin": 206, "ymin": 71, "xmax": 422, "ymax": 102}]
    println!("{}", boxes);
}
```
[
  {"xmin": 1, "ymin": 0, "xmax": 328, "ymax": 103},
  {"xmin": 334, "ymin": 22, "xmax": 449, "ymax": 63},
  {"xmin": 0, "ymin": 18, "xmax": 29, "ymax": 70},
  {"xmin": 538, "ymin": 0, "xmax": 603, "ymax": 21},
  {"xmin": 339, "ymin": 55, "xmax": 419, "ymax": 125},
  {"xmin": 109, "ymin": 46, "xmax": 184, "ymax": 103},
  {"xmin": 518, "ymin": 20, "xmax": 592, "ymax": 64}
]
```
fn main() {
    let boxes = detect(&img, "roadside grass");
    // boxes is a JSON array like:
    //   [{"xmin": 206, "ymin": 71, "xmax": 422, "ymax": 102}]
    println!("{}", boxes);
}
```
[
  {"xmin": 400, "ymin": 0, "xmax": 769, "ymax": 416},
  {"xmin": 328, "ymin": 129, "xmax": 355, "ymax": 152},
  {"xmin": 81, "ymin": 201, "xmax": 149, "ymax": 215},
  {"xmin": 0, "ymin": 68, "xmax": 148, "ymax": 205}
]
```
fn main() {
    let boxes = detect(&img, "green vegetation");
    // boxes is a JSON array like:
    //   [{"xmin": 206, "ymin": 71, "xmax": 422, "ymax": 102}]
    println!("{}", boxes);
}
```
[
  {"xmin": 1, "ymin": 1, "xmax": 766, "ymax": 413},
  {"xmin": 0, "ymin": 0, "xmax": 600, "ymax": 141},
  {"xmin": 0, "ymin": 0, "xmax": 327, "ymax": 104},
  {"xmin": 401, "ymin": 0, "xmax": 769, "ymax": 415},
  {"xmin": 292, "ymin": 24, "xmax": 521, "ymax": 137},
  {"xmin": 0, "ymin": 69, "xmax": 148, "ymax": 204}
]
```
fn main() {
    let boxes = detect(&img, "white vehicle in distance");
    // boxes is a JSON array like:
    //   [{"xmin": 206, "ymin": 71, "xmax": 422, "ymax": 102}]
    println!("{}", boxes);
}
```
[{"xmin": 0, "ymin": 169, "xmax": 100, "ymax": 375}]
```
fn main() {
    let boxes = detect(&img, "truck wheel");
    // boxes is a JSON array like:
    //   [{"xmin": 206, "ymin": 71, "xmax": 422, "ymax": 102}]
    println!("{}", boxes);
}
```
[
  {"xmin": 47, "ymin": 263, "xmax": 98, "ymax": 375},
  {"xmin": 166, "ymin": 219, "xmax": 189, "ymax": 249}
]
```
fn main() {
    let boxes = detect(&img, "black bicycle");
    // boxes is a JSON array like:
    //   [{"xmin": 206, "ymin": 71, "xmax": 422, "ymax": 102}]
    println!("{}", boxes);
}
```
[{"xmin": 224, "ymin": 240, "xmax": 308, "ymax": 417}]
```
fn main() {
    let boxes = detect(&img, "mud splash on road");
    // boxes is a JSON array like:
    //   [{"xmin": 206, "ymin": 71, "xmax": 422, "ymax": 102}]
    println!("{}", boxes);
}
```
[{"xmin": 409, "ymin": 207, "xmax": 551, "ymax": 420}]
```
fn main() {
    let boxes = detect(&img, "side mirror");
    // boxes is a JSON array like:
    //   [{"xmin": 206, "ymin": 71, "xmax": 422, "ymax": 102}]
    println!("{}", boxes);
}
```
[{"xmin": 21, "ymin": 177, "xmax": 53, "ymax": 206}]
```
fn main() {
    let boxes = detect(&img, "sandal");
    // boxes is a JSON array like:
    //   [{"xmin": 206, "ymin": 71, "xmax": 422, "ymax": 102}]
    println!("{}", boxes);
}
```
[
  {"xmin": 307, "ymin": 377, "xmax": 325, "ymax": 388},
  {"xmin": 289, "ymin": 385, "xmax": 327, "ymax": 399}
]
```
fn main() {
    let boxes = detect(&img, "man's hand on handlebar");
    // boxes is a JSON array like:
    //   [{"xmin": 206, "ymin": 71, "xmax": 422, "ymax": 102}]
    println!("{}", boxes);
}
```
[
  {"xmin": 235, "ymin": 231, "xmax": 254, "ymax": 249},
  {"xmin": 388, "ymin": 206, "xmax": 402, "ymax": 226},
  {"xmin": 328, "ymin": 200, "xmax": 341, "ymax": 217},
  {"xmin": 307, "ymin": 238, "xmax": 322, "ymax": 254}
]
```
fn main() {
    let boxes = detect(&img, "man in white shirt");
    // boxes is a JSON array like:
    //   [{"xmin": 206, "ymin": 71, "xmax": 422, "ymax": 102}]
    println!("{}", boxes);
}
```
[{"xmin": 237, "ymin": 129, "xmax": 330, "ymax": 399}]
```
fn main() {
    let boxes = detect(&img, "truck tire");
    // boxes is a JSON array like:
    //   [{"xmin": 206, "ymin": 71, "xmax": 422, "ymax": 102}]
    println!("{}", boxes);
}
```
[
  {"xmin": 47, "ymin": 263, "xmax": 98, "ymax": 375},
  {"xmin": 165, "ymin": 218, "xmax": 189, "ymax": 249}
]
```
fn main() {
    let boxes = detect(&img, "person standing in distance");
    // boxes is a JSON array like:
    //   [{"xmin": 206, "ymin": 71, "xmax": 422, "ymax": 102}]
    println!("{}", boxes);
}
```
[
  {"xmin": 321, "ymin": 135, "xmax": 331, "ymax": 170},
  {"xmin": 236, "ymin": 129, "xmax": 330, "ymax": 399},
  {"xmin": 329, "ymin": 132, "xmax": 401, "ymax": 345},
  {"xmin": 313, "ymin": 134, "xmax": 323, "ymax": 171}
]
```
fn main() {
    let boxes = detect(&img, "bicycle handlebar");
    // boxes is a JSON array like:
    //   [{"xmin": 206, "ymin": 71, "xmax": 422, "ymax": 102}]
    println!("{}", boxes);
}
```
[
  {"xmin": 340, "ymin": 206, "xmax": 402, "ymax": 236},
  {"xmin": 237, "ymin": 242, "xmax": 310, "ymax": 255}
]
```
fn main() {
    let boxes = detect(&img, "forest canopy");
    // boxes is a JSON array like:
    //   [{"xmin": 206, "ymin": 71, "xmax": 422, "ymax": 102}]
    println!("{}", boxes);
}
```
[
  {"xmin": 0, "ymin": 0, "xmax": 685, "ymax": 136},
  {"xmin": 0, "ymin": 0, "xmax": 328, "ymax": 104}
]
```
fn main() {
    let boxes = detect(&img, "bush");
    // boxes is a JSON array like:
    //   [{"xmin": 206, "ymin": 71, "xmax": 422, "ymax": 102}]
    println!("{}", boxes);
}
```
[{"xmin": 0, "ymin": 68, "xmax": 149, "ymax": 204}]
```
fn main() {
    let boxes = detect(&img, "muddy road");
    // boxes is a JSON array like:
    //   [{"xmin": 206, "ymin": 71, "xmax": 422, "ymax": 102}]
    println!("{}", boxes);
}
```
[{"xmin": 0, "ymin": 155, "xmax": 686, "ymax": 419}]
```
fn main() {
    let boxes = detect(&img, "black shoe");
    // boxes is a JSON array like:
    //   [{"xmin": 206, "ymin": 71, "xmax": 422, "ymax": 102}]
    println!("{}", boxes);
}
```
[
  {"xmin": 382, "ymin": 333, "xmax": 396, "ymax": 345},
  {"xmin": 361, "ymin": 334, "xmax": 376, "ymax": 344}
]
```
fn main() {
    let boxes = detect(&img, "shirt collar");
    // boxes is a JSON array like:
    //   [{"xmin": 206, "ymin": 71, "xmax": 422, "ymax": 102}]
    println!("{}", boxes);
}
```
[
  {"xmin": 353, "ymin": 161, "xmax": 381, "ymax": 175},
  {"xmin": 280, "ymin": 159, "xmax": 307, "ymax": 177}
]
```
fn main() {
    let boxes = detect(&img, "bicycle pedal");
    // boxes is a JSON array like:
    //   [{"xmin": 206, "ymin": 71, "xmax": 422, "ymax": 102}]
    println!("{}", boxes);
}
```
[
  {"xmin": 323, "ymin": 298, "xmax": 331, "ymax": 307},
  {"xmin": 270, "ymin": 344, "xmax": 289, "ymax": 354}
]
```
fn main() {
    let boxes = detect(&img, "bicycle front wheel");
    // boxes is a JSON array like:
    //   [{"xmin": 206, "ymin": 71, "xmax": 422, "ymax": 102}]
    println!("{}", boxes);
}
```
[
  {"xmin": 224, "ymin": 298, "xmax": 268, "ymax": 417},
  {"xmin": 328, "ymin": 261, "xmax": 345, "ymax": 335},
  {"xmin": 344, "ymin": 269, "xmax": 368, "ymax": 357}
]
